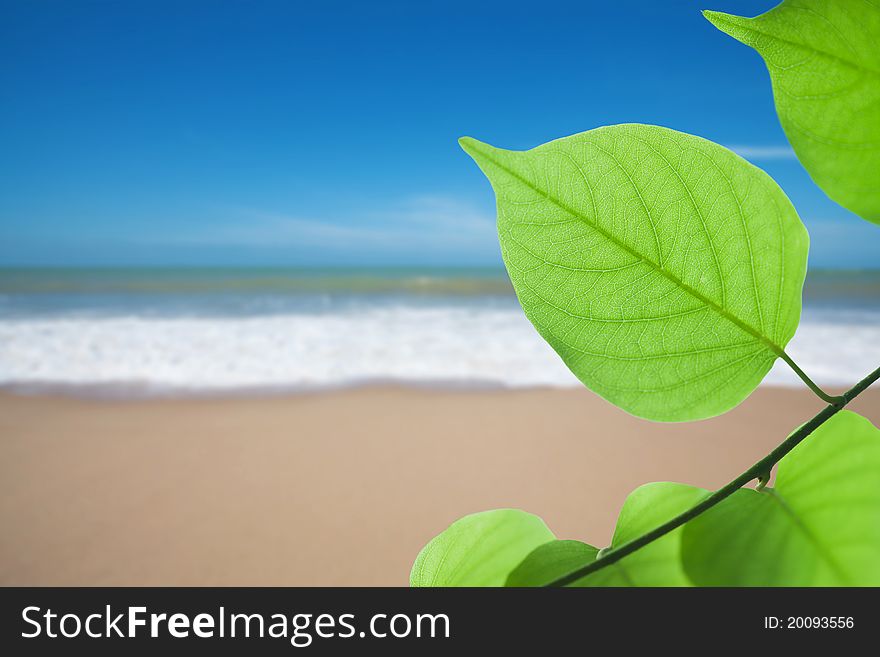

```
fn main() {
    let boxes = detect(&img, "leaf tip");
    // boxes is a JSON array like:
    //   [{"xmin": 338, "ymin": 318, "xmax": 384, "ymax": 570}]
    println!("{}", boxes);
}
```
[
  {"xmin": 458, "ymin": 136, "xmax": 483, "ymax": 158},
  {"xmin": 459, "ymin": 136, "xmax": 504, "ymax": 174},
  {"xmin": 702, "ymin": 9, "xmax": 750, "ymax": 41},
  {"xmin": 702, "ymin": 8, "xmax": 728, "ymax": 27}
]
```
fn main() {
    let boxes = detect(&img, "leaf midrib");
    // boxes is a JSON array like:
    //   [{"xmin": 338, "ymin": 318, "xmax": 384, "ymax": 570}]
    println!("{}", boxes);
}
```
[{"xmin": 469, "ymin": 140, "xmax": 786, "ymax": 357}]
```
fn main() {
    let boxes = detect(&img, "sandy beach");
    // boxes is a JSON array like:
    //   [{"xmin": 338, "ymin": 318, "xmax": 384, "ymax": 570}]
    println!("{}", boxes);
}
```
[{"xmin": 1, "ymin": 385, "xmax": 877, "ymax": 586}]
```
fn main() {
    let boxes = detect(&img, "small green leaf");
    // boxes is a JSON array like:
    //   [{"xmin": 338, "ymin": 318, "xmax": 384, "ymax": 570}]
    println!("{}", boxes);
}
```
[
  {"xmin": 705, "ymin": 2, "xmax": 880, "ymax": 223},
  {"xmin": 410, "ymin": 509, "xmax": 554, "ymax": 587},
  {"xmin": 506, "ymin": 540, "xmax": 600, "ymax": 587},
  {"xmin": 461, "ymin": 125, "xmax": 808, "ymax": 421},
  {"xmin": 505, "ymin": 482, "xmax": 707, "ymax": 586},
  {"xmin": 681, "ymin": 411, "xmax": 880, "ymax": 586},
  {"xmin": 574, "ymin": 482, "xmax": 707, "ymax": 586}
]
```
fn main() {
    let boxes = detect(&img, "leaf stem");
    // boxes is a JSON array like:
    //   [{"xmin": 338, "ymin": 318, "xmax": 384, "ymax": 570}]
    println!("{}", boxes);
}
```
[
  {"xmin": 779, "ymin": 350, "xmax": 845, "ymax": 405},
  {"xmin": 545, "ymin": 364, "xmax": 880, "ymax": 587}
]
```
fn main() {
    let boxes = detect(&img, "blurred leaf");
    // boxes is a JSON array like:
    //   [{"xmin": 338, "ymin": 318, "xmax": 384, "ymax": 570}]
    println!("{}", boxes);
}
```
[
  {"xmin": 506, "ymin": 483, "xmax": 707, "ymax": 586},
  {"xmin": 681, "ymin": 411, "xmax": 880, "ymax": 586},
  {"xmin": 461, "ymin": 125, "xmax": 808, "ymax": 421},
  {"xmin": 410, "ymin": 509, "xmax": 554, "ymax": 587},
  {"xmin": 705, "ymin": 2, "xmax": 880, "ymax": 223}
]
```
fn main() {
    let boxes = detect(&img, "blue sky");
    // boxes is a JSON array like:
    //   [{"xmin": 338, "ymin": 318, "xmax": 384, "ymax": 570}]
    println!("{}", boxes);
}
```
[{"xmin": 1, "ymin": 0, "xmax": 877, "ymax": 268}]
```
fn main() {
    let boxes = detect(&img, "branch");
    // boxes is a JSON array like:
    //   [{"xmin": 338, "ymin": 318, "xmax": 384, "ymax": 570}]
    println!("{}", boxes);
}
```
[{"xmin": 545, "ymin": 364, "xmax": 880, "ymax": 587}]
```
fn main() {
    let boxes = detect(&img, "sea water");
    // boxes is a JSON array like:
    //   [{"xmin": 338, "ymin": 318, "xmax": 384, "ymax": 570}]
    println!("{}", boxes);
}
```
[{"xmin": 0, "ymin": 268, "xmax": 878, "ymax": 397}]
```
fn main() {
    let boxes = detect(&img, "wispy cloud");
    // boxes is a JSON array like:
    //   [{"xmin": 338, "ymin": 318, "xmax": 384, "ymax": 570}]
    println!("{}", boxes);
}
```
[
  {"xmin": 727, "ymin": 145, "xmax": 797, "ymax": 161},
  {"xmin": 803, "ymin": 217, "xmax": 880, "ymax": 269},
  {"xmin": 165, "ymin": 195, "xmax": 497, "ymax": 256}
]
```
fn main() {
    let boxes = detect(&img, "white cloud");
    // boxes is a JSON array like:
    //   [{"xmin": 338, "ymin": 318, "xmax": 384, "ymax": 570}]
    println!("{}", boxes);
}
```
[
  {"xmin": 727, "ymin": 145, "xmax": 797, "ymax": 161},
  {"xmin": 166, "ymin": 195, "xmax": 497, "ymax": 254}
]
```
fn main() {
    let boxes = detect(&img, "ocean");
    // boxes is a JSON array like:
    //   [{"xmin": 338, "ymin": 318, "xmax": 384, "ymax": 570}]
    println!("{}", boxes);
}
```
[{"xmin": 1, "ymin": 267, "xmax": 878, "ymax": 397}]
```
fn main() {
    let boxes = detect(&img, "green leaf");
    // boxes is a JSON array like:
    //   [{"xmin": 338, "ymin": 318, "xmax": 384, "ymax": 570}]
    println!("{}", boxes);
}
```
[
  {"xmin": 506, "ymin": 482, "xmax": 707, "ymax": 586},
  {"xmin": 704, "ymin": 2, "xmax": 880, "ymax": 223},
  {"xmin": 681, "ymin": 411, "xmax": 880, "ymax": 586},
  {"xmin": 461, "ymin": 125, "xmax": 808, "ymax": 421},
  {"xmin": 409, "ymin": 509, "xmax": 554, "ymax": 587},
  {"xmin": 506, "ymin": 540, "xmax": 600, "ymax": 587},
  {"xmin": 583, "ymin": 482, "xmax": 707, "ymax": 586}
]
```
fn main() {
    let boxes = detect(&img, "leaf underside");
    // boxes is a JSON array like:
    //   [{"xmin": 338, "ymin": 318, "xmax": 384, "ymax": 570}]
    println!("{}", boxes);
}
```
[
  {"xmin": 682, "ymin": 411, "xmax": 880, "ymax": 586},
  {"xmin": 461, "ymin": 124, "xmax": 808, "ymax": 421},
  {"xmin": 705, "ymin": 1, "xmax": 880, "ymax": 223}
]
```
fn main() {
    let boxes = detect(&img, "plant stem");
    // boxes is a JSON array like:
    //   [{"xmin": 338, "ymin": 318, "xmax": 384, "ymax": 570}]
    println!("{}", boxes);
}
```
[
  {"xmin": 545, "ymin": 364, "xmax": 880, "ymax": 588},
  {"xmin": 779, "ymin": 350, "xmax": 845, "ymax": 405}
]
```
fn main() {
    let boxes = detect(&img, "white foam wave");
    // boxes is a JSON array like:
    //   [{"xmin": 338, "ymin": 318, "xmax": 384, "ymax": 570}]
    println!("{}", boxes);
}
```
[{"xmin": 0, "ymin": 306, "xmax": 877, "ymax": 395}]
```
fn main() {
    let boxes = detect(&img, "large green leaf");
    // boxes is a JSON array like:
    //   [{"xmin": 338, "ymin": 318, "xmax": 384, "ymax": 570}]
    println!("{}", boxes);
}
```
[
  {"xmin": 705, "ymin": 2, "xmax": 880, "ymax": 223},
  {"xmin": 506, "ymin": 483, "xmax": 707, "ymax": 586},
  {"xmin": 409, "ymin": 509, "xmax": 554, "ymax": 587},
  {"xmin": 461, "ymin": 125, "xmax": 808, "ymax": 421},
  {"xmin": 681, "ymin": 411, "xmax": 880, "ymax": 586}
]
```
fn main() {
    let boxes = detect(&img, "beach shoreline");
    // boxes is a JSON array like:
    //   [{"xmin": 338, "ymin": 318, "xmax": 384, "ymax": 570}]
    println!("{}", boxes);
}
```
[{"xmin": 2, "ymin": 385, "xmax": 877, "ymax": 586}]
